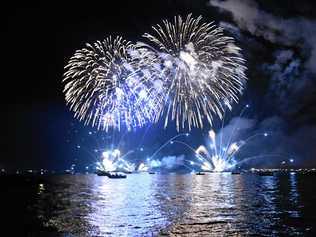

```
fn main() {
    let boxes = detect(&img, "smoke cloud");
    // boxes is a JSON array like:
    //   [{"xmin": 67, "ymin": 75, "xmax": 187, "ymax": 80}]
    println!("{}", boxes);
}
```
[
  {"xmin": 149, "ymin": 155, "xmax": 186, "ymax": 170},
  {"xmin": 209, "ymin": 0, "xmax": 316, "ymax": 118},
  {"xmin": 209, "ymin": 0, "xmax": 316, "ymax": 73},
  {"xmin": 219, "ymin": 116, "xmax": 316, "ymax": 168}
]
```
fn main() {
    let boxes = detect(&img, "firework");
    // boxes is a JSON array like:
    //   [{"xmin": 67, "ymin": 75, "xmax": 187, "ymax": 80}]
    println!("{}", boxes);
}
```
[
  {"xmin": 63, "ymin": 36, "xmax": 163, "ymax": 131},
  {"xmin": 96, "ymin": 149, "xmax": 135, "ymax": 172},
  {"xmin": 194, "ymin": 127, "xmax": 268, "ymax": 172},
  {"xmin": 141, "ymin": 14, "xmax": 247, "ymax": 130},
  {"xmin": 137, "ymin": 163, "xmax": 149, "ymax": 172}
]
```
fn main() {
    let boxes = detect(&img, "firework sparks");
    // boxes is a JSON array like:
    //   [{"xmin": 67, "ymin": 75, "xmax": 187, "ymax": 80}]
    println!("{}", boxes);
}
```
[
  {"xmin": 194, "ymin": 128, "xmax": 270, "ymax": 172},
  {"xmin": 141, "ymin": 14, "xmax": 247, "ymax": 130},
  {"xmin": 63, "ymin": 36, "xmax": 163, "ymax": 131},
  {"xmin": 137, "ymin": 163, "xmax": 149, "ymax": 172},
  {"xmin": 96, "ymin": 149, "xmax": 135, "ymax": 172},
  {"xmin": 63, "ymin": 15, "xmax": 247, "ymax": 132}
]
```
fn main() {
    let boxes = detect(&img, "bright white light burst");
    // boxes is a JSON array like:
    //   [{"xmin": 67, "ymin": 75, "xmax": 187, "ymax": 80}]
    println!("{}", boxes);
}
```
[{"xmin": 141, "ymin": 14, "xmax": 247, "ymax": 130}]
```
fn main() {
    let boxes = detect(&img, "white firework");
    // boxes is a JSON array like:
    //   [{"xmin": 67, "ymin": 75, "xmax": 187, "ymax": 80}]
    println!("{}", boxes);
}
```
[
  {"xmin": 63, "ymin": 36, "xmax": 163, "ymax": 131},
  {"xmin": 140, "ymin": 14, "xmax": 247, "ymax": 130}
]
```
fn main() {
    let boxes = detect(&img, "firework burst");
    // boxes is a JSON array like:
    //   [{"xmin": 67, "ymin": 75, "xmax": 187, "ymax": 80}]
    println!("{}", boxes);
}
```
[
  {"xmin": 96, "ymin": 149, "xmax": 135, "ymax": 172},
  {"xmin": 141, "ymin": 14, "xmax": 247, "ymax": 130},
  {"xmin": 63, "ymin": 36, "xmax": 163, "ymax": 131}
]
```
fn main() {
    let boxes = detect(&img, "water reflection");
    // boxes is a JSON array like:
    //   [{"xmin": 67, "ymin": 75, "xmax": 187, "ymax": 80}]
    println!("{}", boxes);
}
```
[
  {"xmin": 289, "ymin": 172, "xmax": 300, "ymax": 218},
  {"xmin": 87, "ymin": 174, "xmax": 163, "ymax": 236},
  {"xmin": 30, "ymin": 173, "xmax": 316, "ymax": 236}
]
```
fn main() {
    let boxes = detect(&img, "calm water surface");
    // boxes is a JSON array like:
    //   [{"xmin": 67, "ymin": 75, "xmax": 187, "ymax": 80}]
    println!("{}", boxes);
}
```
[{"xmin": 1, "ymin": 173, "xmax": 316, "ymax": 236}]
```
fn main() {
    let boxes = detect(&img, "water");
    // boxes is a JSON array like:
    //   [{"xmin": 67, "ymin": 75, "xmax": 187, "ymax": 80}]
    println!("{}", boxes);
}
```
[{"xmin": 1, "ymin": 173, "xmax": 316, "ymax": 236}]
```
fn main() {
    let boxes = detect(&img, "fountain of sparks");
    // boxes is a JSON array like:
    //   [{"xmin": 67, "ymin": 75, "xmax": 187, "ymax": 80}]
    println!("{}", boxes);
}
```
[
  {"xmin": 137, "ymin": 162, "xmax": 149, "ymax": 172},
  {"xmin": 96, "ymin": 149, "xmax": 135, "ymax": 173},
  {"xmin": 193, "ymin": 128, "xmax": 270, "ymax": 172}
]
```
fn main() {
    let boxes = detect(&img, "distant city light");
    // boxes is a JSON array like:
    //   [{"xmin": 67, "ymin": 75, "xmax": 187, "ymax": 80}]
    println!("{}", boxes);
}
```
[{"xmin": 264, "ymin": 132, "xmax": 268, "ymax": 137}]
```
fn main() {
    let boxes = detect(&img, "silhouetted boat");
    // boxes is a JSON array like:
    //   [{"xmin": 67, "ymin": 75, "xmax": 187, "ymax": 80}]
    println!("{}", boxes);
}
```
[
  {"xmin": 148, "ymin": 172, "xmax": 155, "ymax": 174},
  {"xmin": 95, "ymin": 170, "xmax": 126, "ymax": 178},
  {"xmin": 196, "ymin": 172, "xmax": 205, "ymax": 175},
  {"xmin": 258, "ymin": 171, "xmax": 274, "ymax": 176},
  {"xmin": 108, "ymin": 173, "xmax": 127, "ymax": 179},
  {"xmin": 95, "ymin": 170, "xmax": 109, "ymax": 176},
  {"xmin": 231, "ymin": 171, "xmax": 241, "ymax": 175}
]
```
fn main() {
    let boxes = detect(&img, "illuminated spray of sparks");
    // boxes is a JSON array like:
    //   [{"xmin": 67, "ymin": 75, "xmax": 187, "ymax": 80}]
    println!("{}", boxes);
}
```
[
  {"xmin": 164, "ymin": 128, "xmax": 269, "ymax": 172},
  {"xmin": 195, "ymin": 130, "xmax": 241, "ymax": 172},
  {"xmin": 63, "ymin": 15, "xmax": 247, "ymax": 132},
  {"xmin": 137, "ymin": 162, "xmax": 149, "ymax": 172},
  {"xmin": 194, "ymin": 128, "xmax": 270, "ymax": 172},
  {"xmin": 96, "ymin": 149, "xmax": 135, "ymax": 172},
  {"xmin": 140, "ymin": 14, "xmax": 247, "ymax": 130},
  {"xmin": 63, "ymin": 36, "xmax": 164, "ymax": 131},
  {"xmin": 163, "ymin": 105, "xmax": 271, "ymax": 172}
]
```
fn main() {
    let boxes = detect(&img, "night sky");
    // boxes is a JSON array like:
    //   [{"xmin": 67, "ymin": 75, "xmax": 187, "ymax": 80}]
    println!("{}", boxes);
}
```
[{"xmin": 4, "ymin": 0, "xmax": 316, "ymax": 171}]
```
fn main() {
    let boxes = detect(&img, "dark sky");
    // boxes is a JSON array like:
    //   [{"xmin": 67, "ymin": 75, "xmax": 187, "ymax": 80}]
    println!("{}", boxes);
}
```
[{"xmin": 3, "ymin": 0, "xmax": 316, "ymax": 170}]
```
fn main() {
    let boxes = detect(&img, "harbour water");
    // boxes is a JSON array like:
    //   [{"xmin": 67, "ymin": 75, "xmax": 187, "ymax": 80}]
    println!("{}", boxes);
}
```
[{"xmin": 1, "ymin": 173, "xmax": 316, "ymax": 236}]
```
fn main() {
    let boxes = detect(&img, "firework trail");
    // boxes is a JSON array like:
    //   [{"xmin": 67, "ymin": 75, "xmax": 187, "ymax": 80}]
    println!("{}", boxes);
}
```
[
  {"xmin": 140, "ymin": 14, "xmax": 247, "ymax": 130},
  {"xmin": 63, "ymin": 36, "xmax": 164, "ymax": 131}
]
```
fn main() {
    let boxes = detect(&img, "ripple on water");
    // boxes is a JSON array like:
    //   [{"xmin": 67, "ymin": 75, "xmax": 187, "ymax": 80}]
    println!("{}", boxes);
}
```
[{"xmin": 3, "ymin": 173, "xmax": 315, "ymax": 236}]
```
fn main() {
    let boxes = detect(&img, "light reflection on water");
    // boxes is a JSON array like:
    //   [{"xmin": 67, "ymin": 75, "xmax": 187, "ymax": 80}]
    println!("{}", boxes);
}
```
[{"xmin": 32, "ymin": 173, "xmax": 316, "ymax": 236}]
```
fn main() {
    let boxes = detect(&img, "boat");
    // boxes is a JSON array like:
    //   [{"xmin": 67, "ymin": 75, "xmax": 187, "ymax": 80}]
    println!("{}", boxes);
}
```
[
  {"xmin": 95, "ymin": 170, "xmax": 126, "ymax": 178},
  {"xmin": 258, "ymin": 171, "xmax": 274, "ymax": 176},
  {"xmin": 95, "ymin": 170, "xmax": 110, "ymax": 176},
  {"xmin": 148, "ymin": 171, "xmax": 155, "ymax": 174},
  {"xmin": 231, "ymin": 171, "xmax": 241, "ymax": 175},
  {"xmin": 108, "ymin": 173, "xmax": 127, "ymax": 179},
  {"xmin": 196, "ymin": 172, "xmax": 205, "ymax": 175}
]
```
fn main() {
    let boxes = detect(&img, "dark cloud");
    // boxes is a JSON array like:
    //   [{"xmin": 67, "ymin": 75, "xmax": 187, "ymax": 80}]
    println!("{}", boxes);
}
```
[
  {"xmin": 209, "ymin": 0, "xmax": 316, "ymax": 72},
  {"xmin": 207, "ymin": 0, "xmax": 316, "ymax": 167},
  {"xmin": 208, "ymin": 0, "xmax": 316, "ymax": 119},
  {"xmin": 263, "ymin": 50, "xmax": 305, "ymax": 115},
  {"xmin": 252, "ymin": 116, "xmax": 316, "ymax": 167},
  {"xmin": 219, "ymin": 116, "xmax": 316, "ymax": 168}
]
